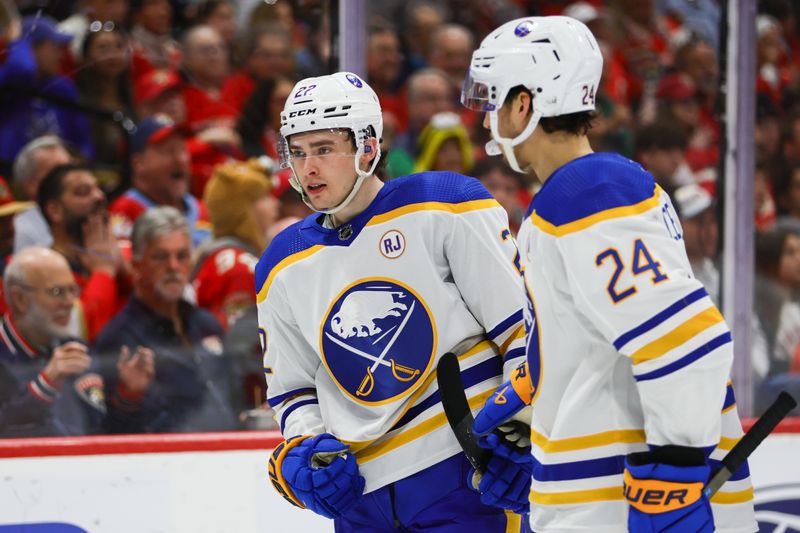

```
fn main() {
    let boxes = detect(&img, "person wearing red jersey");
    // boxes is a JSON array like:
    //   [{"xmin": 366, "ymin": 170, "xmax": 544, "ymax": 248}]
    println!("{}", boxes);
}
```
[
  {"xmin": 36, "ymin": 164, "xmax": 128, "ymax": 342},
  {"xmin": 109, "ymin": 115, "xmax": 213, "ymax": 249},
  {"xmin": 194, "ymin": 159, "xmax": 275, "ymax": 329}
]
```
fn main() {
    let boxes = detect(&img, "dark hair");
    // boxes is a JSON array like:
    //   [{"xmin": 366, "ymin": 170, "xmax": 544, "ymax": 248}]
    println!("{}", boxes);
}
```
[
  {"xmin": 503, "ymin": 85, "xmax": 595, "ymax": 135},
  {"xmin": 194, "ymin": 0, "xmax": 231, "ymax": 23},
  {"xmin": 343, "ymin": 127, "xmax": 389, "ymax": 179},
  {"xmin": 236, "ymin": 77, "xmax": 289, "ymax": 157},
  {"xmin": 473, "ymin": 157, "xmax": 512, "ymax": 178},
  {"xmin": 76, "ymin": 26, "xmax": 134, "ymax": 110},
  {"xmin": 773, "ymin": 162, "xmax": 800, "ymax": 211},
  {"xmin": 756, "ymin": 227, "xmax": 800, "ymax": 279},
  {"xmin": 635, "ymin": 121, "xmax": 688, "ymax": 155},
  {"xmin": 37, "ymin": 163, "xmax": 93, "ymax": 225}
]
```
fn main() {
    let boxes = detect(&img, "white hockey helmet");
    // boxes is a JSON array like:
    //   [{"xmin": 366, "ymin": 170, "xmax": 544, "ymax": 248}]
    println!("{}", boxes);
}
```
[
  {"xmin": 279, "ymin": 72, "xmax": 383, "ymax": 215},
  {"xmin": 461, "ymin": 16, "xmax": 602, "ymax": 172}
]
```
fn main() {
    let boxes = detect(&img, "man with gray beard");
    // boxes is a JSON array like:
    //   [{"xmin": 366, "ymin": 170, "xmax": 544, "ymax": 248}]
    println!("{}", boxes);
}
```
[
  {"xmin": 0, "ymin": 247, "xmax": 154, "ymax": 437},
  {"xmin": 95, "ymin": 206, "xmax": 236, "ymax": 433}
]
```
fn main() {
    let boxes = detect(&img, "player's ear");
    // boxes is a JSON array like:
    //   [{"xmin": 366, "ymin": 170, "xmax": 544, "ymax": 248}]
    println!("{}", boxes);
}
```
[
  {"xmin": 360, "ymin": 137, "xmax": 378, "ymax": 168},
  {"xmin": 516, "ymin": 91, "xmax": 533, "ymax": 118}
]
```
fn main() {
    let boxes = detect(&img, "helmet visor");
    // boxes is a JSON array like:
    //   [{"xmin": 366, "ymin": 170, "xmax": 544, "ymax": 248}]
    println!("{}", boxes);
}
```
[
  {"xmin": 461, "ymin": 72, "xmax": 496, "ymax": 112},
  {"xmin": 278, "ymin": 129, "xmax": 356, "ymax": 172}
]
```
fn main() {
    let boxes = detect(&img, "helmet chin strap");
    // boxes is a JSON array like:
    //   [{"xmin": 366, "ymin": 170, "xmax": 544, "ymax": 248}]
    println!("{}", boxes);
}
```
[
  {"xmin": 487, "ymin": 109, "xmax": 542, "ymax": 173},
  {"xmin": 288, "ymin": 144, "xmax": 382, "ymax": 218}
]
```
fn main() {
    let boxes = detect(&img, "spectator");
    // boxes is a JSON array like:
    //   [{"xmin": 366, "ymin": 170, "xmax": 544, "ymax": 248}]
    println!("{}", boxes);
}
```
[
  {"xmin": 426, "ymin": 24, "xmax": 474, "ymax": 95},
  {"xmin": 754, "ymin": 227, "xmax": 800, "ymax": 412},
  {"xmin": 180, "ymin": 25, "xmax": 245, "ymax": 195},
  {"xmin": 0, "ymin": 177, "xmax": 35, "ymax": 315},
  {"xmin": 180, "ymin": 25, "xmax": 236, "ymax": 131},
  {"xmin": 783, "ymin": 112, "xmax": 800, "ymax": 165},
  {"xmin": 221, "ymin": 23, "xmax": 294, "ymax": 116},
  {"xmin": 366, "ymin": 21, "xmax": 406, "ymax": 131},
  {"xmin": 412, "ymin": 112, "xmax": 474, "ymax": 174},
  {"xmin": 37, "ymin": 163, "xmax": 127, "ymax": 341},
  {"xmin": 191, "ymin": 0, "xmax": 237, "ymax": 51},
  {"xmin": 59, "ymin": 0, "xmax": 130, "ymax": 61},
  {"xmin": 195, "ymin": 159, "xmax": 274, "ymax": 329},
  {"xmin": 473, "ymin": 158, "xmax": 527, "ymax": 236},
  {"xmin": 0, "ymin": 247, "xmax": 153, "ymax": 437},
  {"xmin": 133, "ymin": 68, "xmax": 186, "ymax": 123},
  {"xmin": 95, "ymin": 206, "xmax": 236, "ymax": 433},
  {"xmin": 634, "ymin": 120, "xmax": 693, "ymax": 191},
  {"xmin": 774, "ymin": 163, "xmax": 800, "ymax": 222},
  {"xmin": 12, "ymin": 136, "xmax": 72, "ymax": 253},
  {"xmin": 109, "ymin": 115, "xmax": 212, "ymax": 248},
  {"xmin": 0, "ymin": 16, "xmax": 92, "ymax": 172},
  {"xmin": 235, "ymin": 76, "xmax": 295, "ymax": 159},
  {"xmin": 394, "ymin": 68, "xmax": 454, "ymax": 156},
  {"xmin": 755, "ymin": 157, "xmax": 778, "ymax": 232},
  {"xmin": 399, "ymin": 1, "xmax": 446, "ymax": 77},
  {"xmin": 75, "ymin": 22, "xmax": 134, "ymax": 185},
  {"xmin": 673, "ymin": 183, "xmax": 720, "ymax": 304},
  {"xmin": 294, "ymin": 14, "xmax": 329, "ymax": 80},
  {"xmin": 129, "ymin": 0, "xmax": 181, "ymax": 80}
]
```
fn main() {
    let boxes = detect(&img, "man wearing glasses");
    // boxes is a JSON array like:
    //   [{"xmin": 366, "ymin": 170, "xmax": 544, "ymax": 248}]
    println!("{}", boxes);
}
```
[{"xmin": 0, "ymin": 247, "xmax": 153, "ymax": 437}]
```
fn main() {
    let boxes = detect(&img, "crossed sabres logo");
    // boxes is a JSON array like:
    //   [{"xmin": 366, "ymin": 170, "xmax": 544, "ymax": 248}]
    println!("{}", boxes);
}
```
[{"xmin": 321, "ymin": 279, "xmax": 435, "ymax": 405}]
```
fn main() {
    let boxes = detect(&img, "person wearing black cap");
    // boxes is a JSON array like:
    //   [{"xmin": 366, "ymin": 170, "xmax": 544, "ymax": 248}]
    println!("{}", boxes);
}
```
[{"xmin": 109, "ymin": 114, "xmax": 213, "ymax": 249}]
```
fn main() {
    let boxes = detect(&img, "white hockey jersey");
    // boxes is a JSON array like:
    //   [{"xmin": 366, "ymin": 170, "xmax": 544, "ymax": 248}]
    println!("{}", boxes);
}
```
[
  {"xmin": 517, "ymin": 153, "xmax": 756, "ymax": 532},
  {"xmin": 255, "ymin": 172, "xmax": 527, "ymax": 493}
]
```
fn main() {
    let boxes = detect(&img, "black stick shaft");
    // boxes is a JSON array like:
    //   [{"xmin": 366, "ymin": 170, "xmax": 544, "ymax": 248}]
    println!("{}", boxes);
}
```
[{"xmin": 704, "ymin": 392, "xmax": 797, "ymax": 497}]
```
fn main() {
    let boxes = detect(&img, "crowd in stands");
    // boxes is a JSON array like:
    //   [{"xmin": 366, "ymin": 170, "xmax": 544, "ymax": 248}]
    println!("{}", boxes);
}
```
[{"xmin": 0, "ymin": 0, "xmax": 799, "ymax": 437}]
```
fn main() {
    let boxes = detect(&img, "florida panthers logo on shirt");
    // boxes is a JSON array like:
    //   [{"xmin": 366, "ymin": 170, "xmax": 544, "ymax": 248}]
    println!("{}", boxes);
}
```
[{"xmin": 321, "ymin": 278, "xmax": 436, "ymax": 405}]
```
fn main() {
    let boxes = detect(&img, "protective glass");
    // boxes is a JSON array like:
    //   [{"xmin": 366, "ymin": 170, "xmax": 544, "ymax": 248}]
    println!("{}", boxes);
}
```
[{"xmin": 461, "ymin": 72, "xmax": 497, "ymax": 112}]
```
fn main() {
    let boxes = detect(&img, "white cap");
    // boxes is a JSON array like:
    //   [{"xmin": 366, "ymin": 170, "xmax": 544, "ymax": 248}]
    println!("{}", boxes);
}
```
[
  {"xmin": 563, "ymin": 2, "xmax": 600, "ymax": 24},
  {"xmin": 673, "ymin": 184, "xmax": 713, "ymax": 219}
]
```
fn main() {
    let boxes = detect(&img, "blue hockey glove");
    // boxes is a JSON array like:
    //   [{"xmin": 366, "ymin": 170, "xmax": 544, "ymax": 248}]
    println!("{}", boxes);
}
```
[
  {"xmin": 268, "ymin": 433, "xmax": 365, "ymax": 519},
  {"xmin": 470, "ymin": 424, "xmax": 533, "ymax": 514},
  {"xmin": 624, "ymin": 446, "xmax": 714, "ymax": 533},
  {"xmin": 473, "ymin": 361, "xmax": 535, "ymax": 438}
]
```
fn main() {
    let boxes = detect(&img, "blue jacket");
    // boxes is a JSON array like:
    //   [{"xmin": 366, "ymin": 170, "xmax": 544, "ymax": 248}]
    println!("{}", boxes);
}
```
[
  {"xmin": 94, "ymin": 297, "xmax": 236, "ymax": 433},
  {"xmin": 0, "ymin": 39, "xmax": 93, "ymax": 165},
  {"xmin": 0, "ymin": 315, "xmax": 106, "ymax": 437}
]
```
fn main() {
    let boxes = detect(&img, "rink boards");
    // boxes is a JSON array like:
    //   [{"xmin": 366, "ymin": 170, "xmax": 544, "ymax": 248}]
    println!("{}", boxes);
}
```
[{"xmin": 0, "ymin": 422, "xmax": 798, "ymax": 532}]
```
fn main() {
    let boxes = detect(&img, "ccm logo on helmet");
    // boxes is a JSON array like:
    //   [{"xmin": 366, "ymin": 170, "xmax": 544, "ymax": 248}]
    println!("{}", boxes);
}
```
[{"xmin": 288, "ymin": 109, "xmax": 317, "ymax": 118}]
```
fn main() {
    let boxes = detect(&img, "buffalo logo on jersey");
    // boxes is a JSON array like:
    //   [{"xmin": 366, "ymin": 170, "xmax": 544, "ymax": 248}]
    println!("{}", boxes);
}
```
[
  {"xmin": 754, "ymin": 484, "xmax": 800, "ymax": 530},
  {"xmin": 321, "ymin": 279, "xmax": 436, "ymax": 404}
]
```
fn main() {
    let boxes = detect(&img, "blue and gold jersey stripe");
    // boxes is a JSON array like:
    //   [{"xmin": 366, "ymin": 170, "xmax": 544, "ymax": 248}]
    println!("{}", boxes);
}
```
[
  {"xmin": 631, "ymin": 305, "xmax": 725, "ymax": 365},
  {"xmin": 366, "ymin": 198, "xmax": 501, "ymax": 227},
  {"xmin": 614, "ymin": 287, "xmax": 708, "ymax": 351},
  {"xmin": 530, "ymin": 188, "xmax": 661, "ymax": 237},
  {"xmin": 257, "ymin": 245, "xmax": 325, "ymax": 303}
]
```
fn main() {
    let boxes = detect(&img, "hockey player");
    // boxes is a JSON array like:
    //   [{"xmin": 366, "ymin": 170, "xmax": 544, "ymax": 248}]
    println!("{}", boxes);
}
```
[
  {"xmin": 257, "ymin": 71, "xmax": 532, "ymax": 531},
  {"xmin": 461, "ymin": 16, "xmax": 757, "ymax": 533}
]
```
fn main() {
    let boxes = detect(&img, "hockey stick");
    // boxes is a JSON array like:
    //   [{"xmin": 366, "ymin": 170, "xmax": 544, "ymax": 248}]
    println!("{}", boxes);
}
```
[
  {"xmin": 437, "ymin": 352, "xmax": 490, "ymax": 478},
  {"xmin": 439, "ymin": 350, "xmax": 797, "ymax": 497},
  {"xmin": 705, "ymin": 391, "xmax": 797, "ymax": 497}
]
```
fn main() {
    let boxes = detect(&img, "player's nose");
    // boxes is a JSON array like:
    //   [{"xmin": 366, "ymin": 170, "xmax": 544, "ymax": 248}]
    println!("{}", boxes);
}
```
[{"xmin": 482, "ymin": 113, "xmax": 491, "ymax": 129}]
